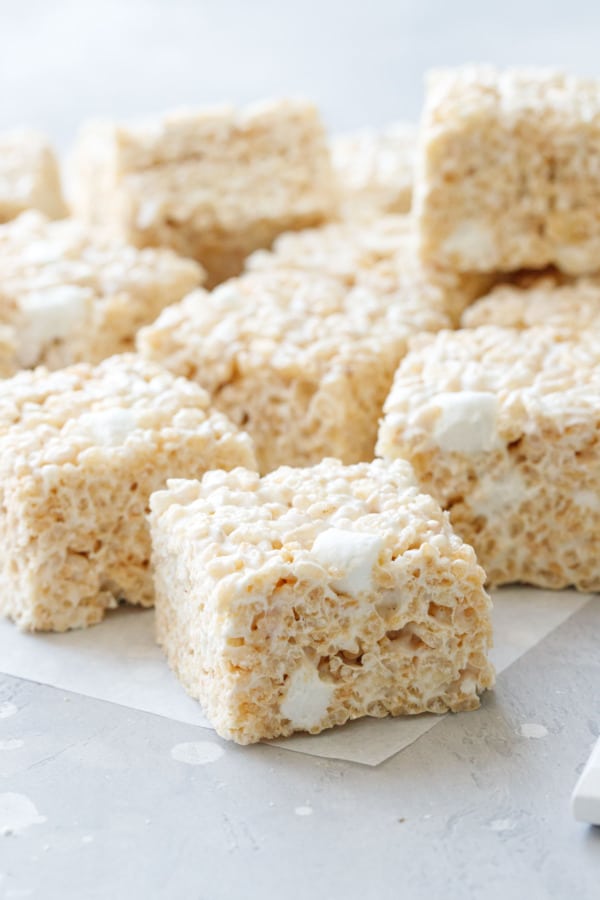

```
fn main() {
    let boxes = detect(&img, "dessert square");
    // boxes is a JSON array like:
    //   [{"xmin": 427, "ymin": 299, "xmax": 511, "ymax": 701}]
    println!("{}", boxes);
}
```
[
  {"xmin": 0, "ymin": 354, "xmax": 256, "ymax": 632},
  {"xmin": 137, "ymin": 267, "xmax": 451, "ymax": 473},
  {"xmin": 0, "ymin": 129, "xmax": 66, "ymax": 222},
  {"xmin": 377, "ymin": 326, "xmax": 600, "ymax": 590},
  {"xmin": 462, "ymin": 274, "xmax": 600, "ymax": 332},
  {"xmin": 247, "ymin": 215, "xmax": 493, "ymax": 324},
  {"xmin": 70, "ymin": 100, "xmax": 337, "ymax": 286},
  {"xmin": 0, "ymin": 211, "xmax": 203, "ymax": 369},
  {"xmin": 330, "ymin": 123, "xmax": 417, "ymax": 220},
  {"xmin": 416, "ymin": 66, "xmax": 600, "ymax": 274},
  {"xmin": 150, "ymin": 458, "xmax": 494, "ymax": 744}
]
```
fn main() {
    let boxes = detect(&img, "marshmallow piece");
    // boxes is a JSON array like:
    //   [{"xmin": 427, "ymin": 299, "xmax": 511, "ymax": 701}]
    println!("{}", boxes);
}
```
[
  {"xmin": 432, "ymin": 391, "xmax": 499, "ymax": 454},
  {"xmin": 280, "ymin": 657, "xmax": 335, "ymax": 730},
  {"xmin": 17, "ymin": 285, "xmax": 92, "ymax": 367},
  {"xmin": 312, "ymin": 528, "xmax": 383, "ymax": 594},
  {"xmin": 441, "ymin": 221, "xmax": 496, "ymax": 269},
  {"xmin": 76, "ymin": 408, "xmax": 139, "ymax": 447}
]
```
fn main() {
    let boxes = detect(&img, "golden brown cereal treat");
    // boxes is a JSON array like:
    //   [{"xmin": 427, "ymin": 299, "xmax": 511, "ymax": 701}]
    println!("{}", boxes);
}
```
[
  {"xmin": 330, "ymin": 123, "xmax": 417, "ymax": 219},
  {"xmin": 70, "ymin": 100, "xmax": 337, "ymax": 286},
  {"xmin": 416, "ymin": 66, "xmax": 600, "ymax": 275},
  {"xmin": 0, "ymin": 211, "xmax": 203, "ymax": 369},
  {"xmin": 462, "ymin": 275, "xmax": 600, "ymax": 331},
  {"xmin": 0, "ymin": 354, "xmax": 256, "ymax": 632},
  {"xmin": 0, "ymin": 130, "xmax": 66, "ymax": 222},
  {"xmin": 377, "ymin": 326, "xmax": 600, "ymax": 590},
  {"xmin": 150, "ymin": 458, "xmax": 494, "ymax": 744},
  {"xmin": 138, "ymin": 268, "xmax": 451, "ymax": 473},
  {"xmin": 247, "ymin": 215, "xmax": 494, "ymax": 324}
]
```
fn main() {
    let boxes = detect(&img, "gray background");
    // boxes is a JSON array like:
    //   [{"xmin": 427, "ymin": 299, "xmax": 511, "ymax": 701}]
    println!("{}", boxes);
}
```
[
  {"xmin": 1, "ymin": 0, "xmax": 600, "ymax": 147},
  {"xmin": 1, "ymin": 2, "xmax": 600, "ymax": 898}
]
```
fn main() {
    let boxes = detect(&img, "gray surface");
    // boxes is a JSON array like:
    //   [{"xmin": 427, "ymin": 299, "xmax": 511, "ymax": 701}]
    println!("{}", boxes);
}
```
[
  {"xmin": 2, "ymin": 2, "xmax": 600, "ymax": 897},
  {"xmin": 1, "ymin": 599, "xmax": 599, "ymax": 899}
]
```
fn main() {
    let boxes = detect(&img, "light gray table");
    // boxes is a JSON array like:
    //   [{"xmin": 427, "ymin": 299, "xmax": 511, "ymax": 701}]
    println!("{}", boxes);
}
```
[
  {"xmin": 1, "ymin": 2, "xmax": 600, "ymax": 896},
  {"xmin": 1, "ymin": 599, "xmax": 599, "ymax": 899}
]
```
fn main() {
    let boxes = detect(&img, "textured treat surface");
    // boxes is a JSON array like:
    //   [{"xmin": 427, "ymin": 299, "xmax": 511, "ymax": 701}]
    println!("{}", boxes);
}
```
[
  {"xmin": 0, "ymin": 211, "xmax": 203, "ymax": 369},
  {"xmin": 462, "ymin": 274, "xmax": 600, "ymax": 331},
  {"xmin": 0, "ymin": 325, "xmax": 16, "ymax": 378},
  {"xmin": 0, "ymin": 354, "xmax": 256, "ymax": 631},
  {"xmin": 415, "ymin": 66, "xmax": 600, "ymax": 274},
  {"xmin": 377, "ymin": 326, "xmax": 600, "ymax": 589},
  {"xmin": 150, "ymin": 458, "xmax": 494, "ymax": 743},
  {"xmin": 0, "ymin": 130, "xmax": 66, "ymax": 222},
  {"xmin": 248, "ymin": 214, "xmax": 493, "ymax": 323},
  {"xmin": 138, "ymin": 266, "xmax": 451, "ymax": 472},
  {"xmin": 70, "ymin": 99, "xmax": 337, "ymax": 285},
  {"xmin": 330, "ymin": 123, "xmax": 417, "ymax": 219}
]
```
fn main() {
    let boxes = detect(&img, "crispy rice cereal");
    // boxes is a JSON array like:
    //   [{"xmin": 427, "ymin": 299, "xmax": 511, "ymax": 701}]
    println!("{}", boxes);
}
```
[
  {"xmin": 0, "ymin": 354, "xmax": 256, "ymax": 631},
  {"xmin": 150, "ymin": 458, "xmax": 494, "ymax": 743},
  {"xmin": 415, "ymin": 66, "xmax": 600, "ymax": 274},
  {"xmin": 70, "ymin": 100, "xmax": 337, "ymax": 286},
  {"xmin": 377, "ymin": 326, "xmax": 600, "ymax": 589},
  {"xmin": 0, "ymin": 211, "xmax": 203, "ymax": 369},
  {"xmin": 138, "ymin": 267, "xmax": 452, "ymax": 472}
]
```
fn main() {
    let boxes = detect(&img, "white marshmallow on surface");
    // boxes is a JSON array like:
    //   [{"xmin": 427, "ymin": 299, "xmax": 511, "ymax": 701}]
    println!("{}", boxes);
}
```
[
  {"xmin": 279, "ymin": 657, "xmax": 335, "ymax": 730},
  {"xmin": 17, "ymin": 285, "xmax": 91, "ymax": 367},
  {"xmin": 440, "ymin": 220, "xmax": 496, "ymax": 268},
  {"xmin": 431, "ymin": 391, "xmax": 499, "ymax": 454},
  {"xmin": 311, "ymin": 528, "xmax": 383, "ymax": 595},
  {"xmin": 76, "ymin": 408, "xmax": 139, "ymax": 447}
]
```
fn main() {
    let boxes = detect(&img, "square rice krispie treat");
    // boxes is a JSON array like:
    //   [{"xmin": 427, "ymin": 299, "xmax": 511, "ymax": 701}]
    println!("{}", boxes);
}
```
[
  {"xmin": 0, "ymin": 354, "xmax": 256, "ymax": 632},
  {"xmin": 416, "ymin": 66, "xmax": 600, "ymax": 275},
  {"xmin": 377, "ymin": 326, "xmax": 600, "ymax": 590},
  {"xmin": 247, "ymin": 215, "xmax": 494, "ymax": 324},
  {"xmin": 0, "ymin": 211, "xmax": 203, "ymax": 369},
  {"xmin": 138, "ymin": 268, "xmax": 452, "ymax": 473},
  {"xmin": 462, "ymin": 275, "xmax": 600, "ymax": 332},
  {"xmin": 330, "ymin": 123, "xmax": 418, "ymax": 220},
  {"xmin": 150, "ymin": 458, "xmax": 495, "ymax": 744},
  {"xmin": 0, "ymin": 129, "xmax": 66, "ymax": 222},
  {"xmin": 70, "ymin": 100, "xmax": 337, "ymax": 286}
]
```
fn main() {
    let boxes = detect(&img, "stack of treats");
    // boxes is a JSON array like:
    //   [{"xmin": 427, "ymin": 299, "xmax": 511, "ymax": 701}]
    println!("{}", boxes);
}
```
[{"xmin": 0, "ymin": 67, "xmax": 597, "ymax": 744}]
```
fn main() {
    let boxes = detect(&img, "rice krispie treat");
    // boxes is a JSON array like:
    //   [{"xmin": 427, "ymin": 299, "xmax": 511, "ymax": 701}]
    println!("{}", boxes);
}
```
[
  {"xmin": 150, "ymin": 458, "xmax": 494, "ymax": 744},
  {"xmin": 416, "ymin": 66, "xmax": 600, "ymax": 275},
  {"xmin": 377, "ymin": 326, "xmax": 600, "ymax": 590},
  {"xmin": 138, "ymin": 268, "xmax": 452, "ymax": 473},
  {"xmin": 70, "ymin": 100, "xmax": 337, "ymax": 286},
  {"xmin": 247, "ymin": 215, "xmax": 494, "ymax": 323},
  {"xmin": 330, "ymin": 123, "xmax": 417, "ymax": 220},
  {"xmin": 462, "ymin": 275, "xmax": 600, "ymax": 331},
  {"xmin": 0, "ymin": 129, "xmax": 66, "ymax": 222},
  {"xmin": 0, "ymin": 211, "xmax": 203, "ymax": 369},
  {"xmin": 0, "ymin": 355, "xmax": 256, "ymax": 632}
]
